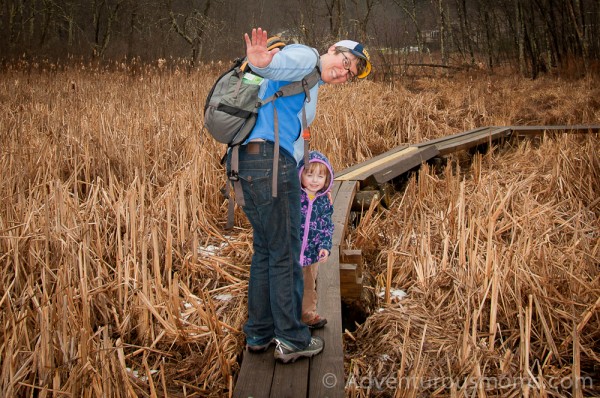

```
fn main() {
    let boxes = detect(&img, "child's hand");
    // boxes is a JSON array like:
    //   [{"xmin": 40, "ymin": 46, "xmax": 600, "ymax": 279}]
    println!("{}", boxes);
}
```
[{"xmin": 318, "ymin": 249, "xmax": 329, "ymax": 262}]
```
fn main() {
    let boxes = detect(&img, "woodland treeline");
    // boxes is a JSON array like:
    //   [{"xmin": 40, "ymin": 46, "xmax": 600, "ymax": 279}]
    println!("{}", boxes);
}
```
[{"xmin": 1, "ymin": 0, "xmax": 598, "ymax": 79}]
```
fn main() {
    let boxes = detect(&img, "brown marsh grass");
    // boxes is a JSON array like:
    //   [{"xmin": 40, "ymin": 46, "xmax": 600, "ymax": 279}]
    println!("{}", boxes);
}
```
[{"xmin": 1, "ymin": 60, "xmax": 599, "ymax": 397}]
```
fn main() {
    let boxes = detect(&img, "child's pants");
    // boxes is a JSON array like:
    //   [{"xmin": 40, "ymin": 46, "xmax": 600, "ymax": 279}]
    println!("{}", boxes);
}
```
[{"xmin": 301, "ymin": 262, "xmax": 319, "ymax": 323}]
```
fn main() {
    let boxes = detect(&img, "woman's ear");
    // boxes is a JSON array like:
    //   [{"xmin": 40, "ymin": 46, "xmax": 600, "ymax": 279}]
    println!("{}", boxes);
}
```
[{"xmin": 328, "ymin": 45, "xmax": 337, "ymax": 54}]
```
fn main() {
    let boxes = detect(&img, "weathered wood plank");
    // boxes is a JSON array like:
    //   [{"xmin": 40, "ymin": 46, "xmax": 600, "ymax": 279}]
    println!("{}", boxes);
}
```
[
  {"xmin": 413, "ymin": 126, "xmax": 491, "ymax": 148},
  {"xmin": 335, "ymin": 146, "xmax": 419, "ymax": 181},
  {"xmin": 341, "ymin": 249, "xmax": 363, "ymax": 277},
  {"xmin": 335, "ymin": 145, "xmax": 409, "ymax": 180},
  {"xmin": 329, "ymin": 180, "xmax": 343, "ymax": 203},
  {"xmin": 340, "ymin": 263, "xmax": 363, "ymax": 300},
  {"xmin": 331, "ymin": 181, "xmax": 358, "ymax": 247},
  {"xmin": 310, "ymin": 245, "xmax": 345, "ymax": 398},
  {"xmin": 334, "ymin": 146, "xmax": 440, "ymax": 186},
  {"xmin": 370, "ymin": 145, "xmax": 440, "ymax": 184},
  {"xmin": 270, "ymin": 358, "xmax": 310, "ymax": 398},
  {"xmin": 508, "ymin": 125, "xmax": 600, "ymax": 136},
  {"xmin": 233, "ymin": 347, "xmax": 276, "ymax": 398},
  {"xmin": 431, "ymin": 127, "xmax": 511, "ymax": 154},
  {"xmin": 340, "ymin": 250, "xmax": 364, "ymax": 300}
]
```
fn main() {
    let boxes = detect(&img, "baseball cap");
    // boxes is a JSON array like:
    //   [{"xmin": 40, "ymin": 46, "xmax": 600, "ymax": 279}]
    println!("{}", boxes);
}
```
[{"xmin": 334, "ymin": 40, "xmax": 372, "ymax": 79}]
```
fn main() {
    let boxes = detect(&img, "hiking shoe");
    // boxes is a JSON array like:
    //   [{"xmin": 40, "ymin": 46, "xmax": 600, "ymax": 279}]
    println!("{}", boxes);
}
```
[
  {"xmin": 246, "ymin": 339, "xmax": 274, "ymax": 353},
  {"xmin": 306, "ymin": 315, "xmax": 327, "ymax": 330},
  {"xmin": 274, "ymin": 336, "xmax": 324, "ymax": 363}
]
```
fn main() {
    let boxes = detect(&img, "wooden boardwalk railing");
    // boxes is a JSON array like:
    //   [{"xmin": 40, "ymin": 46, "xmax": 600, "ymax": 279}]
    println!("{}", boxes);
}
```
[{"xmin": 231, "ymin": 125, "xmax": 599, "ymax": 398}]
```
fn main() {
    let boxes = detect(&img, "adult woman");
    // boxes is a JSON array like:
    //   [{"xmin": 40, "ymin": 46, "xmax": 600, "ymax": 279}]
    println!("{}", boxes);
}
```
[{"xmin": 228, "ymin": 27, "xmax": 371, "ymax": 363}]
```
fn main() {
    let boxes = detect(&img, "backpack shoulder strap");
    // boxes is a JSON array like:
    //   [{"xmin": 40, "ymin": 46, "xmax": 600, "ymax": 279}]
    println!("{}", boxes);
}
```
[{"xmin": 263, "ymin": 67, "xmax": 320, "ymax": 102}]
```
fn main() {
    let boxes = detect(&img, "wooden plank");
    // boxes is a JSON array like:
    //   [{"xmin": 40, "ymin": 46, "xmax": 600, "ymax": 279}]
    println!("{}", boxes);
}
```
[
  {"xmin": 335, "ymin": 146, "xmax": 419, "ymax": 181},
  {"xmin": 340, "ymin": 263, "xmax": 362, "ymax": 300},
  {"xmin": 339, "ymin": 264, "xmax": 358, "ymax": 281},
  {"xmin": 508, "ymin": 125, "xmax": 600, "ymax": 136},
  {"xmin": 413, "ymin": 126, "xmax": 491, "ymax": 148},
  {"xmin": 435, "ymin": 127, "xmax": 512, "ymax": 154},
  {"xmin": 334, "ymin": 145, "xmax": 439, "ymax": 186},
  {"xmin": 335, "ymin": 145, "xmax": 409, "ymax": 180},
  {"xmin": 309, "ymin": 245, "xmax": 345, "ymax": 398},
  {"xmin": 331, "ymin": 181, "xmax": 358, "ymax": 247},
  {"xmin": 233, "ymin": 347, "xmax": 276, "ymax": 398},
  {"xmin": 270, "ymin": 358, "xmax": 310, "ymax": 398},
  {"xmin": 371, "ymin": 145, "xmax": 440, "ymax": 184},
  {"xmin": 340, "ymin": 282, "xmax": 363, "ymax": 300},
  {"xmin": 411, "ymin": 125, "xmax": 597, "ymax": 154},
  {"xmin": 329, "ymin": 180, "xmax": 343, "ymax": 203},
  {"xmin": 341, "ymin": 249, "xmax": 363, "ymax": 276}
]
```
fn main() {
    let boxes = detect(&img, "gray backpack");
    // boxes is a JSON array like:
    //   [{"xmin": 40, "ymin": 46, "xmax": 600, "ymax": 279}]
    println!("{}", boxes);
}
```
[
  {"xmin": 202, "ymin": 38, "xmax": 321, "ymax": 228},
  {"xmin": 203, "ymin": 58, "xmax": 263, "ymax": 147}
]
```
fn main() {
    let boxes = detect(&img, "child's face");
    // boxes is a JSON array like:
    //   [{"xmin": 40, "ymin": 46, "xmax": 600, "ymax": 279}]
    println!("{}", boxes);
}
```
[{"xmin": 301, "ymin": 168, "xmax": 327, "ymax": 196}]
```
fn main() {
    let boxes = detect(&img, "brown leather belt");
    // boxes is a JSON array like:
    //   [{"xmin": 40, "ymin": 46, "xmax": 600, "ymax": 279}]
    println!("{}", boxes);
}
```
[
  {"xmin": 245, "ymin": 140, "xmax": 270, "ymax": 154},
  {"xmin": 246, "ymin": 142, "xmax": 261, "ymax": 154}
]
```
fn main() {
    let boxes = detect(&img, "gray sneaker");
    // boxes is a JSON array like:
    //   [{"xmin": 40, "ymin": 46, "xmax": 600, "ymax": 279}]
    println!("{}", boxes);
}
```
[
  {"xmin": 274, "ymin": 336, "xmax": 324, "ymax": 363},
  {"xmin": 246, "ymin": 339, "xmax": 274, "ymax": 353}
]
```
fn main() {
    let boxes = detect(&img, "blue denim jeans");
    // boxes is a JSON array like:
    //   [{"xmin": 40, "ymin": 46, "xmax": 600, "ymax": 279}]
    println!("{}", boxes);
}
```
[{"xmin": 227, "ymin": 141, "xmax": 311, "ymax": 350}]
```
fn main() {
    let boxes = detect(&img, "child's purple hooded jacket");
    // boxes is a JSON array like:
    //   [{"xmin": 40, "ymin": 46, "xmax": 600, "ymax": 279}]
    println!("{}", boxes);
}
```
[{"xmin": 298, "ymin": 151, "xmax": 334, "ymax": 267}]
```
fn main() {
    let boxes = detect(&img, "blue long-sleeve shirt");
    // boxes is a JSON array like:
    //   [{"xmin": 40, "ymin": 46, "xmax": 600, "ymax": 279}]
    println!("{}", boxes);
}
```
[{"xmin": 246, "ymin": 44, "xmax": 322, "ymax": 163}]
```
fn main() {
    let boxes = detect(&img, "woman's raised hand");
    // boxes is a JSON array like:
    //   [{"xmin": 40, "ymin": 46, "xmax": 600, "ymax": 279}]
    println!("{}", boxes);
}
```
[{"xmin": 244, "ymin": 27, "xmax": 279, "ymax": 68}]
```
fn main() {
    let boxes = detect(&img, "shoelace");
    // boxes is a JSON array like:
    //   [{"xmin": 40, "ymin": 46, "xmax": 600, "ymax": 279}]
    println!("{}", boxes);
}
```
[{"xmin": 275, "ymin": 340, "xmax": 286, "ymax": 352}]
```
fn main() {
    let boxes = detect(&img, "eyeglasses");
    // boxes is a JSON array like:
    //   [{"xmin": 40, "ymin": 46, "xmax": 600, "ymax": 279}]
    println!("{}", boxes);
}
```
[{"xmin": 341, "ymin": 52, "xmax": 356, "ymax": 81}]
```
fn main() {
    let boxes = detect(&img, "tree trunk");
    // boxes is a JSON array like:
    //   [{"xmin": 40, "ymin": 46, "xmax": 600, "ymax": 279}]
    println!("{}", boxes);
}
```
[
  {"xmin": 349, "ymin": 0, "xmax": 376, "ymax": 43},
  {"xmin": 392, "ymin": 0, "xmax": 424, "ymax": 53},
  {"xmin": 127, "ymin": 0, "xmax": 138, "ymax": 60},
  {"xmin": 436, "ymin": 0, "xmax": 448, "ymax": 66},
  {"xmin": 456, "ymin": 0, "xmax": 475, "ymax": 66},
  {"xmin": 534, "ymin": 0, "xmax": 560, "ymax": 67},
  {"xmin": 325, "ymin": 0, "xmax": 346, "ymax": 39},
  {"xmin": 567, "ymin": 0, "xmax": 589, "ymax": 73},
  {"xmin": 516, "ymin": 0, "xmax": 527, "ymax": 75}
]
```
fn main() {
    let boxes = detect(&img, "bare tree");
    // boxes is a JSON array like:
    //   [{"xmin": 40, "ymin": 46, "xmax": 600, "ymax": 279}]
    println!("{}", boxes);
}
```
[
  {"xmin": 475, "ymin": 0, "xmax": 497, "ymax": 70},
  {"xmin": 279, "ymin": 0, "xmax": 332, "ymax": 48},
  {"xmin": 92, "ymin": 0, "xmax": 126, "ymax": 58},
  {"xmin": 325, "ymin": 0, "xmax": 347, "ymax": 39},
  {"xmin": 165, "ymin": 0, "xmax": 214, "ymax": 64},
  {"xmin": 391, "ymin": 0, "xmax": 425, "ymax": 51},
  {"xmin": 348, "ymin": 0, "xmax": 379, "ymax": 42},
  {"xmin": 567, "ymin": 0, "xmax": 589, "ymax": 72},
  {"xmin": 435, "ymin": 0, "xmax": 448, "ymax": 66},
  {"xmin": 454, "ymin": 0, "xmax": 475, "ymax": 65}
]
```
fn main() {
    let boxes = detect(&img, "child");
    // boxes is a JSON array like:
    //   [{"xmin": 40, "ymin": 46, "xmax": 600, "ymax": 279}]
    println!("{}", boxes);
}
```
[{"xmin": 298, "ymin": 150, "xmax": 335, "ymax": 329}]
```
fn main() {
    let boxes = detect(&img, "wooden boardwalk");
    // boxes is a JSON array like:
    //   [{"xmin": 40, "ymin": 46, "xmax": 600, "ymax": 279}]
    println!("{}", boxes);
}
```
[{"xmin": 232, "ymin": 125, "xmax": 599, "ymax": 398}]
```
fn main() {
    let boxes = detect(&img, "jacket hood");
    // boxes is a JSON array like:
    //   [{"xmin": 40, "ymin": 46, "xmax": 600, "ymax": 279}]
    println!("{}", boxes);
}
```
[{"xmin": 298, "ymin": 150, "xmax": 334, "ymax": 196}]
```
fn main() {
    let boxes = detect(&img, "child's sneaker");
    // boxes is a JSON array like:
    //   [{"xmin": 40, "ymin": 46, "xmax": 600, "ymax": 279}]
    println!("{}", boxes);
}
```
[
  {"xmin": 274, "ymin": 337, "xmax": 324, "ymax": 363},
  {"xmin": 305, "ymin": 315, "xmax": 327, "ymax": 329}
]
